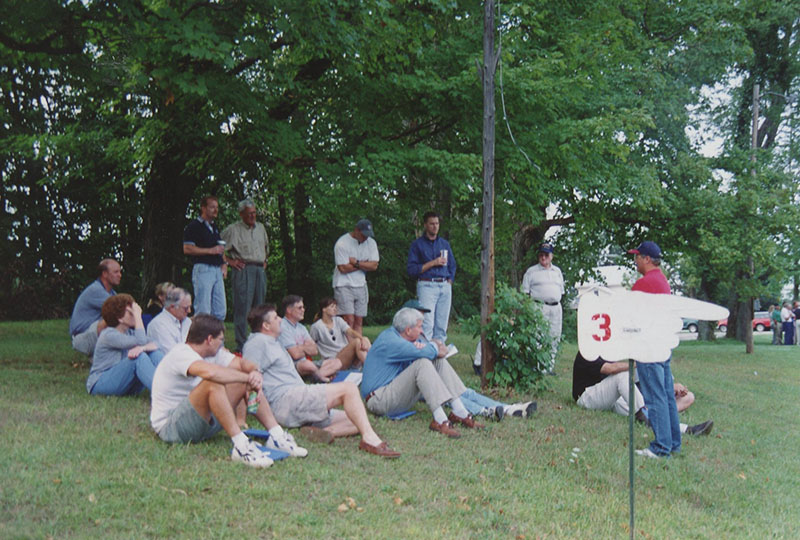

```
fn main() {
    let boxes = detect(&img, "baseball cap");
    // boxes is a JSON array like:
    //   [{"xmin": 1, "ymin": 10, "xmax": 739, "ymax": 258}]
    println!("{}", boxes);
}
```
[
  {"xmin": 402, "ymin": 299, "xmax": 431, "ymax": 313},
  {"xmin": 356, "ymin": 219, "xmax": 374, "ymax": 238},
  {"xmin": 538, "ymin": 243, "xmax": 554, "ymax": 254},
  {"xmin": 627, "ymin": 241, "xmax": 662, "ymax": 258}
]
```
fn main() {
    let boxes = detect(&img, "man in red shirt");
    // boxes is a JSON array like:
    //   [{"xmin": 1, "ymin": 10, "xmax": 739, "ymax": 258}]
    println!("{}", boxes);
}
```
[{"xmin": 629, "ymin": 241, "xmax": 681, "ymax": 458}]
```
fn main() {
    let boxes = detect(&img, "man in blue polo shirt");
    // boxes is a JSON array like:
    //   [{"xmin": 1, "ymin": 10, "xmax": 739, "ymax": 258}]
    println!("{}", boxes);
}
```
[
  {"xmin": 69, "ymin": 258, "xmax": 120, "ymax": 355},
  {"xmin": 406, "ymin": 211, "xmax": 457, "ymax": 342},
  {"xmin": 183, "ymin": 195, "xmax": 227, "ymax": 321}
]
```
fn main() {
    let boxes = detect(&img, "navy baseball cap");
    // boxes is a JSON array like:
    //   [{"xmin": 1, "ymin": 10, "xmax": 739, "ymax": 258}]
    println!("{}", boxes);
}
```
[
  {"xmin": 402, "ymin": 299, "xmax": 431, "ymax": 313},
  {"xmin": 356, "ymin": 219, "xmax": 374, "ymax": 238},
  {"xmin": 538, "ymin": 243, "xmax": 554, "ymax": 254},
  {"xmin": 627, "ymin": 241, "xmax": 662, "ymax": 258}
]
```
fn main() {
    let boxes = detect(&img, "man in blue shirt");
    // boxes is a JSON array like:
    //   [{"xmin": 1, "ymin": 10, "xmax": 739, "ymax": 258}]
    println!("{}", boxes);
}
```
[
  {"xmin": 406, "ymin": 212, "xmax": 457, "ymax": 342},
  {"xmin": 183, "ymin": 195, "xmax": 227, "ymax": 321},
  {"xmin": 69, "ymin": 259, "xmax": 120, "ymax": 355},
  {"xmin": 360, "ymin": 307, "xmax": 481, "ymax": 439}
]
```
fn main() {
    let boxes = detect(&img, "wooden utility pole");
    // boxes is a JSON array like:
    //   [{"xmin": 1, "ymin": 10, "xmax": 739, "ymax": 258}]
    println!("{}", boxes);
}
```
[
  {"xmin": 480, "ymin": 0, "xmax": 499, "ymax": 386},
  {"xmin": 745, "ymin": 83, "xmax": 759, "ymax": 354}
]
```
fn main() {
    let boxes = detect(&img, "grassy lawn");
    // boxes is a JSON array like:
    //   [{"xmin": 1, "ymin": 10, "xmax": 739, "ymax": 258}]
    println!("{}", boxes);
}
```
[{"xmin": 1, "ymin": 320, "xmax": 799, "ymax": 539}]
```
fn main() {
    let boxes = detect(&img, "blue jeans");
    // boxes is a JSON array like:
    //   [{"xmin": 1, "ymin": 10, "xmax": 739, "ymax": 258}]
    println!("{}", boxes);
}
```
[
  {"xmin": 637, "ymin": 359, "xmax": 681, "ymax": 456},
  {"xmin": 90, "ymin": 350, "xmax": 164, "ymax": 396},
  {"xmin": 416, "ymin": 281, "xmax": 452, "ymax": 342},
  {"xmin": 783, "ymin": 321, "xmax": 794, "ymax": 345},
  {"xmin": 460, "ymin": 388, "xmax": 507, "ymax": 416},
  {"xmin": 192, "ymin": 263, "xmax": 226, "ymax": 321}
]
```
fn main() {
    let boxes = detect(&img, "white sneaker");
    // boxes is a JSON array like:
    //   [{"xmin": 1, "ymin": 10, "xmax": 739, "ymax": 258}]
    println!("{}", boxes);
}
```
[
  {"xmin": 635, "ymin": 448, "xmax": 661, "ymax": 459},
  {"xmin": 231, "ymin": 441, "xmax": 274, "ymax": 468},
  {"xmin": 266, "ymin": 432, "xmax": 308, "ymax": 458}
]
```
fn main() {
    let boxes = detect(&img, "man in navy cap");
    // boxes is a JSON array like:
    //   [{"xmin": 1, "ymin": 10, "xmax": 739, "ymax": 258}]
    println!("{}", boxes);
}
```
[
  {"xmin": 521, "ymin": 242, "xmax": 564, "ymax": 371},
  {"xmin": 332, "ymin": 219, "xmax": 379, "ymax": 334},
  {"xmin": 628, "ymin": 240, "xmax": 681, "ymax": 459}
]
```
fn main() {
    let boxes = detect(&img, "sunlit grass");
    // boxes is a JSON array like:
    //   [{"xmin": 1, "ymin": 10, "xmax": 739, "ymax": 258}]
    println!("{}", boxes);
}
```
[{"xmin": 1, "ymin": 321, "xmax": 798, "ymax": 538}]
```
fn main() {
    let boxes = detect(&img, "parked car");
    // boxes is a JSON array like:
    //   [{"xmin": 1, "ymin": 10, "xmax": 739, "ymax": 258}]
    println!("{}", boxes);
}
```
[
  {"xmin": 682, "ymin": 318, "xmax": 699, "ymax": 333},
  {"xmin": 718, "ymin": 312, "xmax": 771, "ymax": 332}
]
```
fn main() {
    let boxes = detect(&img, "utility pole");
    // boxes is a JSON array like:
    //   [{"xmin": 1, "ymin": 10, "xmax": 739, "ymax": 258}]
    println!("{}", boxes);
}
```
[
  {"xmin": 480, "ymin": 0, "xmax": 499, "ymax": 385},
  {"xmin": 745, "ymin": 83, "xmax": 759, "ymax": 354}
]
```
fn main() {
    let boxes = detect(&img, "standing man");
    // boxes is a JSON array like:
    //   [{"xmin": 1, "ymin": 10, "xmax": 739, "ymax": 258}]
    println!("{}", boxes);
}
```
[
  {"xmin": 628, "ymin": 240, "xmax": 681, "ymax": 459},
  {"xmin": 222, "ymin": 199, "xmax": 269, "ymax": 351},
  {"xmin": 332, "ymin": 219, "xmax": 379, "ymax": 334},
  {"xmin": 361, "ymin": 307, "xmax": 482, "ymax": 439},
  {"xmin": 406, "ymin": 211, "xmax": 457, "ymax": 342},
  {"xmin": 69, "ymin": 259, "xmax": 121, "ymax": 356},
  {"xmin": 147, "ymin": 287, "xmax": 193, "ymax": 355},
  {"xmin": 770, "ymin": 305, "xmax": 782, "ymax": 345},
  {"xmin": 183, "ymin": 195, "xmax": 227, "ymax": 321},
  {"xmin": 150, "ymin": 314, "xmax": 306, "ymax": 468},
  {"xmin": 521, "ymin": 242, "xmax": 565, "ymax": 370}
]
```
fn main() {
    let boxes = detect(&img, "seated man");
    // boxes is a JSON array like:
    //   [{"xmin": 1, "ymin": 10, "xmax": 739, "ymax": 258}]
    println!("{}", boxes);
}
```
[
  {"xmin": 150, "ymin": 314, "xmax": 307, "ymax": 468},
  {"xmin": 360, "ymin": 307, "xmax": 482, "ymax": 439},
  {"xmin": 243, "ymin": 304, "xmax": 399, "ymax": 458},
  {"xmin": 572, "ymin": 352, "xmax": 647, "ymax": 421},
  {"xmin": 574, "ymin": 353, "xmax": 713, "ymax": 435},
  {"xmin": 147, "ymin": 287, "xmax": 193, "ymax": 354},
  {"xmin": 69, "ymin": 259, "xmax": 121, "ymax": 356},
  {"xmin": 279, "ymin": 295, "xmax": 340, "ymax": 382}
]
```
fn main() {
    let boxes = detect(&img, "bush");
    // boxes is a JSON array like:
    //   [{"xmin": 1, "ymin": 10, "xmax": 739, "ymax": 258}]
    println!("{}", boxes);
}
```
[{"xmin": 466, "ymin": 283, "xmax": 553, "ymax": 393}]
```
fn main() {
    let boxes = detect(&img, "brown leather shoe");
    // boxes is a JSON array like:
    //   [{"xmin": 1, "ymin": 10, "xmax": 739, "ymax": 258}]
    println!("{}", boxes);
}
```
[
  {"xmin": 429, "ymin": 420, "xmax": 462, "ymax": 438},
  {"xmin": 358, "ymin": 440, "xmax": 401, "ymax": 458},
  {"xmin": 448, "ymin": 412, "xmax": 485, "ymax": 429}
]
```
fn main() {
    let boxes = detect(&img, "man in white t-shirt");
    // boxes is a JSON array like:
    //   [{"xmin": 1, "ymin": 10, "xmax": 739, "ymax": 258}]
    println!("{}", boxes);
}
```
[
  {"xmin": 150, "ymin": 314, "xmax": 307, "ymax": 468},
  {"xmin": 332, "ymin": 219, "xmax": 379, "ymax": 334}
]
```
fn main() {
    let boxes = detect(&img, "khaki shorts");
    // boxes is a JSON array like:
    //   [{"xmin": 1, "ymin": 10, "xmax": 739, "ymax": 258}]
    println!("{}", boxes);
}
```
[
  {"xmin": 158, "ymin": 397, "xmax": 222, "ymax": 443},
  {"xmin": 334, "ymin": 286, "xmax": 368, "ymax": 317},
  {"xmin": 271, "ymin": 385, "xmax": 332, "ymax": 428}
]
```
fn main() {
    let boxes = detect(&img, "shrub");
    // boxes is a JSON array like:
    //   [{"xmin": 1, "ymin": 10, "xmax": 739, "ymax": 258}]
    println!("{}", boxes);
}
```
[{"xmin": 466, "ymin": 283, "xmax": 553, "ymax": 393}]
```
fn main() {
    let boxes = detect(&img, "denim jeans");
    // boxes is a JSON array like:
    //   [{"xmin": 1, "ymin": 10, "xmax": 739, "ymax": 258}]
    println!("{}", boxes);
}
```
[
  {"xmin": 416, "ymin": 281, "xmax": 452, "ymax": 342},
  {"xmin": 192, "ymin": 263, "xmax": 226, "ymax": 321},
  {"xmin": 637, "ymin": 358, "xmax": 681, "ymax": 456},
  {"xmin": 89, "ymin": 350, "xmax": 164, "ymax": 396},
  {"xmin": 459, "ymin": 388, "xmax": 507, "ymax": 416}
]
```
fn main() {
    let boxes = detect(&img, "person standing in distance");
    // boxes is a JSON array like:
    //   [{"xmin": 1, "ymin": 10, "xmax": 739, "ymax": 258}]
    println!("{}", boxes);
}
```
[
  {"xmin": 332, "ymin": 219, "xmax": 379, "ymax": 335},
  {"xmin": 183, "ymin": 195, "xmax": 227, "ymax": 321},
  {"xmin": 406, "ymin": 211, "xmax": 457, "ymax": 342},
  {"xmin": 521, "ymin": 243, "xmax": 564, "ymax": 372},
  {"xmin": 222, "ymin": 199, "xmax": 269, "ymax": 351}
]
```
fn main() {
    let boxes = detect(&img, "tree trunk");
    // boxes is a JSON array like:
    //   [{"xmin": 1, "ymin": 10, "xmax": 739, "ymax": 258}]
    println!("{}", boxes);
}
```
[
  {"xmin": 141, "ymin": 150, "xmax": 198, "ymax": 300},
  {"xmin": 276, "ymin": 193, "xmax": 295, "ymax": 298},
  {"xmin": 292, "ymin": 182, "xmax": 314, "ymax": 298}
]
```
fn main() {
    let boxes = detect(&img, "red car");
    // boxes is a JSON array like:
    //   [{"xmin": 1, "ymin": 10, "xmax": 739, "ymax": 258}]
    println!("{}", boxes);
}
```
[{"xmin": 718, "ymin": 312, "xmax": 771, "ymax": 332}]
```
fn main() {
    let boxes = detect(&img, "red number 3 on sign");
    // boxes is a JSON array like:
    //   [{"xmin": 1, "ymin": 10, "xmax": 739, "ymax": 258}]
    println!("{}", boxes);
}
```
[{"xmin": 591, "ymin": 313, "xmax": 611, "ymax": 342}]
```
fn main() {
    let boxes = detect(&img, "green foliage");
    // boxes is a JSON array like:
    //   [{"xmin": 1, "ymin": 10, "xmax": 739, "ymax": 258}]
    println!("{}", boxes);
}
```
[{"xmin": 467, "ymin": 283, "xmax": 552, "ymax": 393}]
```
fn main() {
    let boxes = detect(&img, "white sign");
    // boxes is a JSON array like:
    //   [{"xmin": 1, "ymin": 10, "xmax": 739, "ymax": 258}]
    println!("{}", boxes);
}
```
[{"xmin": 577, "ymin": 287, "xmax": 729, "ymax": 363}]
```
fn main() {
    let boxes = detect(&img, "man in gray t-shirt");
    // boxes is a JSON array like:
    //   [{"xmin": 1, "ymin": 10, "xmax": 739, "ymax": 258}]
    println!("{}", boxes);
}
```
[{"xmin": 244, "ymin": 304, "xmax": 399, "ymax": 458}]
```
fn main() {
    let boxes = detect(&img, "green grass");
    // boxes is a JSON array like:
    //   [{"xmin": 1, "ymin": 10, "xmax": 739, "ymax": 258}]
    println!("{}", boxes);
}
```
[{"xmin": 1, "ymin": 321, "xmax": 799, "ymax": 538}]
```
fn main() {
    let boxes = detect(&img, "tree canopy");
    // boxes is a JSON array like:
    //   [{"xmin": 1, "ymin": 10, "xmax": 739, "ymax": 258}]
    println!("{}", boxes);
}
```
[{"xmin": 2, "ymin": 0, "xmax": 799, "ymax": 343}]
